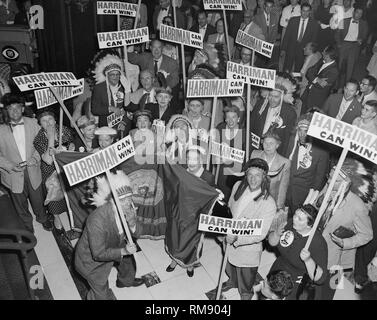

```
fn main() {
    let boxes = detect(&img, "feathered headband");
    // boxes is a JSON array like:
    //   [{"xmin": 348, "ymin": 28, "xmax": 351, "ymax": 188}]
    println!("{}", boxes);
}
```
[
  {"xmin": 93, "ymin": 54, "xmax": 124, "ymax": 84},
  {"xmin": 274, "ymin": 75, "xmax": 296, "ymax": 104}
]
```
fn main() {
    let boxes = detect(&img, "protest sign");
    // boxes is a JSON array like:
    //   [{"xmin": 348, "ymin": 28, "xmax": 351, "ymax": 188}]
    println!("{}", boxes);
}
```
[
  {"xmin": 63, "ymin": 136, "xmax": 135, "ymax": 186},
  {"xmin": 198, "ymin": 214, "xmax": 263, "ymax": 236},
  {"xmin": 236, "ymin": 30, "xmax": 274, "ymax": 58},
  {"xmin": 203, "ymin": 0, "xmax": 242, "ymax": 10},
  {"xmin": 210, "ymin": 141, "xmax": 245, "ymax": 164},
  {"xmin": 34, "ymin": 79, "xmax": 84, "ymax": 109},
  {"xmin": 97, "ymin": 27, "xmax": 149, "ymax": 49},
  {"xmin": 187, "ymin": 79, "xmax": 244, "ymax": 98},
  {"xmin": 308, "ymin": 112, "xmax": 377, "ymax": 165},
  {"xmin": 107, "ymin": 112, "xmax": 124, "ymax": 128},
  {"xmin": 97, "ymin": 1, "xmax": 137, "ymax": 16},
  {"xmin": 160, "ymin": 24, "xmax": 203, "ymax": 49},
  {"xmin": 13, "ymin": 72, "xmax": 81, "ymax": 92},
  {"xmin": 227, "ymin": 61, "xmax": 276, "ymax": 89}
]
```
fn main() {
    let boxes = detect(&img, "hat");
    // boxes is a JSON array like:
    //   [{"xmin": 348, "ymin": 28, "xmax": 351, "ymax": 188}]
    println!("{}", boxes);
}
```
[
  {"xmin": 94, "ymin": 126, "xmax": 117, "ymax": 136},
  {"xmin": 243, "ymin": 158, "xmax": 269, "ymax": 174},
  {"xmin": 77, "ymin": 115, "xmax": 96, "ymax": 129},
  {"xmin": 103, "ymin": 63, "xmax": 122, "ymax": 75},
  {"xmin": 298, "ymin": 204, "xmax": 318, "ymax": 224},
  {"xmin": 134, "ymin": 109, "xmax": 153, "ymax": 122}
]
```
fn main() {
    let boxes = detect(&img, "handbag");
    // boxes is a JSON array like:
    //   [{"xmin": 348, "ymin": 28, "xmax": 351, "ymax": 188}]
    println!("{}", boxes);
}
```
[
  {"xmin": 333, "ymin": 226, "xmax": 355, "ymax": 239},
  {"xmin": 296, "ymin": 264, "xmax": 318, "ymax": 300}
]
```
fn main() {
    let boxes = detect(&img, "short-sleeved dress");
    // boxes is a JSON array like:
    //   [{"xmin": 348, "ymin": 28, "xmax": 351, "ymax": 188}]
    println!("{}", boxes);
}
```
[
  {"xmin": 268, "ymin": 219, "xmax": 328, "ymax": 300},
  {"xmin": 33, "ymin": 126, "xmax": 74, "ymax": 216}
]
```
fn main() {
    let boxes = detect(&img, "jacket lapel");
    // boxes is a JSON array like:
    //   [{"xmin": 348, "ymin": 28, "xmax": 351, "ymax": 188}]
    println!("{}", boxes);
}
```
[{"xmin": 5, "ymin": 124, "xmax": 23, "ymax": 161}]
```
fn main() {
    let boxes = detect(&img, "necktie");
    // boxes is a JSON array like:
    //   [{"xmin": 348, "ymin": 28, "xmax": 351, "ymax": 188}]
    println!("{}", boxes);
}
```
[
  {"xmin": 154, "ymin": 60, "xmax": 158, "ymax": 76},
  {"xmin": 11, "ymin": 122, "xmax": 24, "ymax": 127},
  {"xmin": 298, "ymin": 19, "xmax": 305, "ymax": 42},
  {"xmin": 361, "ymin": 94, "xmax": 365, "ymax": 104}
]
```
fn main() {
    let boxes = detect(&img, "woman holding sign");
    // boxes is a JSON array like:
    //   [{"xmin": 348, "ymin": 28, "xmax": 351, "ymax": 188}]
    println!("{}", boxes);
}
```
[
  {"xmin": 222, "ymin": 158, "xmax": 276, "ymax": 300},
  {"xmin": 267, "ymin": 204, "xmax": 328, "ymax": 300}
]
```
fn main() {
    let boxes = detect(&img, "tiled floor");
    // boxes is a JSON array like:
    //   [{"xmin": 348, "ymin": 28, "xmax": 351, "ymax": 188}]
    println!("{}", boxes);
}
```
[{"xmin": 33, "ymin": 212, "xmax": 360, "ymax": 300}]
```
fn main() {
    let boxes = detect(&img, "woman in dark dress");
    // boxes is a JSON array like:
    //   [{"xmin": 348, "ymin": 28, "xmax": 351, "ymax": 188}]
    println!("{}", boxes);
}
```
[
  {"xmin": 315, "ymin": 0, "xmax": 335, "ymax": 51},
  {"xmin": 33, "ymin": 111, "xmax": 74, "ymax": 230},
  {"xmin": 267, "ymin": 204, "xmax": 328, "ymax": 299}
]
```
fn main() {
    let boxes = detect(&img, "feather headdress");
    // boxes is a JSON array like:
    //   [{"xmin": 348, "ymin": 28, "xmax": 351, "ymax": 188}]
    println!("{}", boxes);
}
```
[
  {"xmin": 93, "ymin": 54, "xmax": 124, "ymax": 84},
  {"xmin": 274, "ymin": 75, "xmax": 297, "ymax": 104}
]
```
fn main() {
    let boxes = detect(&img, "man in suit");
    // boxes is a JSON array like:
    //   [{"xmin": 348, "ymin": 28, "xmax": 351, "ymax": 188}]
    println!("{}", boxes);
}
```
[
  {"xmin": 281, "ymin": 2, "xmax": 319, "ymax": 72},
  {"xmin": 207, "ymin": 19, "xmax": 235, "ymax": 59},
  {"xmin": 91, "ymin": 63, "xmax": 133, "ymax": 138},
  {"xmin": 0, "ymin": 94, "xmax": 52, "ymax": 233},
  {"xmin": 75, "ymin": 173, "xmax": 144, "ymax": 300},
  {"xmin": 129, "ymin": 70, "xmax": 157, "ymax": 108},
  {"xmin": 280, "ymin": 0, "xmax": 301, "ymax": 39},
  {"xmin": 250, "ymin": 88, "xmax": 297, "ymax": 157},
  {"xmin": 337, "ymin": 7, "xmax": 368, "ymax": 89},
  {"xmin": 301, "ymin": 45, "xmax": 339, "ymax": 113},
  {"xmin": 190, "ymin": 10, "xmax": 216, "ymax": 43},
  {"xmin": 358, "ymin": 75, "xmax": 377, "ymax": 105},
  {"xmin": 322, "ymin": 79, "xmax": 362, "ymax": 124},
  {"xmin": 128, "ymin": 40, "xmax": 180, "ymax": 92},
  {"xmin": 152, "ymin": 0, "xmax": 185, "ymax": 36},
  {"xmin": 254, "ymin": 0, "xmax": 279, "ymax": 44},
  {"xmin": 285, "ymin": 114, "xmax": 329, "ymax": 217}
]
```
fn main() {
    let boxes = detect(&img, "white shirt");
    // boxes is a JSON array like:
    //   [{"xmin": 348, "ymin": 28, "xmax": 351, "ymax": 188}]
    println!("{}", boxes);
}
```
[
  {"xmin": 297, "ymin": 17, "xmax": 309, "ymax": 41},
  {"xmin": 359, "ymin": 90, "xmax": 377, "ymax": 106},
  {"xmin": 264, "ymin": 12, "xmax": 270, "ymax": 26},
  {"xmin": 280, "ymin": 4, "xmax": 301, "ymax": 28},
  {"xmin": 263, "ymin": 105, "xmax": 281, "ymax": 134},
  {"xmin": 216, "ymin": 33, "xmax": 225, "ymax": 43},
  {"xmin": 143, "ymin": 88, "xmax": 156, "ymax": 103},
  {"xmin": 336, "ymin": 97, "xmax": 353, "ymax": 120},
  {"xmin": 199, "ymin": 24, "xmax": 207, "ymax": 38},
  {"xmin": 157, "ymin": 7, "xmax": 169, "ymax": 31},
  {"xmin": 11, "ymin": 120, "xmax": 26, "ymax": 162},
  {"xmin": 344, "ymin": 19, "xmax": 359, "ymax": 41}
]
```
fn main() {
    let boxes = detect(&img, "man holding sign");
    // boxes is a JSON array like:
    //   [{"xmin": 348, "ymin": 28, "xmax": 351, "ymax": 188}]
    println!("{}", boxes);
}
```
[{"xmin": 222, "ymin": 158, "xmax": 276, "ymax": 300}]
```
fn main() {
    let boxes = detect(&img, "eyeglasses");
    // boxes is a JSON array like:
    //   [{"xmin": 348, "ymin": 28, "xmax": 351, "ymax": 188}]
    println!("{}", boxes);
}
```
[{"xmin": 360, "ymin": 82, "xmax": 369, "ymax": 86}]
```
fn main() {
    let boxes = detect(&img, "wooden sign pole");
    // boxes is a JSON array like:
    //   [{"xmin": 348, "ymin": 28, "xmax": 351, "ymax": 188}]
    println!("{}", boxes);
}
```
[
  {"xmin": 222, "ymin": 9, "xmax": 231, "ymax": 60},
  {"xmin": 207, "ymin": 96, "xmax": 218, "ymax": 170}
]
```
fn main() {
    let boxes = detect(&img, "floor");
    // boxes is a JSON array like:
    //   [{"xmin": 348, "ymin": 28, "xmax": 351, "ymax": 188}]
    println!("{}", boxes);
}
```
[{"xmin": 32, "ymin": 211, "xmax": 362, "ymax": 300}]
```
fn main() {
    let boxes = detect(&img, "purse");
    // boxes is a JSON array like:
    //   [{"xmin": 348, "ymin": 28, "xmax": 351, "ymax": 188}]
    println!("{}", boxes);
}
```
[
  {"xmin": 296, "ymin": 264, "xmax": 318, "ymax": 300},
  {"xmin": 333, "ymin": 226, "xmax": 355, "ymax": 239}
]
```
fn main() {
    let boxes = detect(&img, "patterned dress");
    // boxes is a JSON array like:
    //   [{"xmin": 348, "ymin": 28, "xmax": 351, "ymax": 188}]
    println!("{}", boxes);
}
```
[{"xmin": 33, "ymin": 126, "xmax": 74, "ymax": 216}]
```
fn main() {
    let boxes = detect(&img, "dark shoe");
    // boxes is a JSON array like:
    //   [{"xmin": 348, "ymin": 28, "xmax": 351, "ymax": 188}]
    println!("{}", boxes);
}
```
[
  {"xmin": 42, "ymin": 220, "xmax": 53, "ymax": 232},
  {"xmin": 166, "ymin": 264, "xmax": 176, "ymax": 272},
  {"xmin": 221, "ymin": 281, "xmax": 235, "ymax": 293},
  {"xmin": 116, "ymin": 278, "xmax": 144, "ymax": 288},
  {"xmin": 187, "ymin": 269, "xmax": 194, "ymax": 277}
]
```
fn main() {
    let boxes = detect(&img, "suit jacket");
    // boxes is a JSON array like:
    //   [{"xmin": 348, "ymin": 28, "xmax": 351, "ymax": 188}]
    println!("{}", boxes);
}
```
[
  {"xmin": 322, "ymin": 192, "xmax": 372, "ymax": 270},
  {"xmin": 75, "ymin": 202, "xmax": 142, "ymax": 284},
  {"xmin": 0, "ymin": 117, "xmax": 42, "ymax": 193},
  {"xmin": 190, "ymin": 23, "xmax": 216, "ymax": 42},
  {"xmin": 128, "ymin": 52, "xmax": 179, "ymax": 89},
  {"xmin": 250, "ymin": 101, "xmax": 297, "ymax": 157},
  {"xmin": 250, "ymin": 150, "xmax": 291, "ymax": 210},
  {"xmin": 228, "ymin": 180, "xmax": 276, "ymax": 267},
  {"xmin": 281, "ymin": 16, "xmax": 319, "ymax": 71},
  {"xmin": 336, "ymin": 18, "xmax": 368, "ymax": 45},
  {"xmin": 152, "ymin": 5, "xmax": 185, "ymax": 34},
  {"xmin": 254, "ymin": 12, "xmax": 279, "ymax": 43},
  {"xmin": 322, "ymin": 93, "xmax": 362, "ymax": 124},
  {"xmin": 302, "ymin": 60, "xmax": 339, "ymax": 111},
  {"xmin": 206, "ymin": 33, "xmax": 235, "ymax": 57},
  {"xmin": 144, "ymin": 103, "xmax": 176, "ymax": 124},
  {"xmin": 358, "ymin": 90, "xmax": 377, "ymax": 106}
]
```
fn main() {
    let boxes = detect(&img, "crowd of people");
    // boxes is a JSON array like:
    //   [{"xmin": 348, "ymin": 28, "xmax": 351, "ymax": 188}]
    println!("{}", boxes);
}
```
[{"xmin": 1, "ymin": 0, "xmax": 377, "ymax": 300}]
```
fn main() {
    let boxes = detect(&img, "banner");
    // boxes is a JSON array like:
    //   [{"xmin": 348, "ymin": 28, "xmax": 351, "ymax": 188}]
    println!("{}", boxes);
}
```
[
  {"xmin": 236, "ymin": 30, "xmax": 274, "ymax": 58},
  {"xmin": 198, "ymin": 214, "xmax": 263, "ymax": 235},
  {"xmin": 227, "ymin": 61, "xmax": 276, "ymax": 89},
  {"xmin": 63, "ymin": 136, "xmax": 135, "ymax": 186},
  {"xmin": 203, "ymin": 0, "xmax": 242, "ymax": 10},
  {"xmin": 187, "ymin": 79, "xmax": 244, "ymax": 98},
  {"xmin": 97, "ymin": 1, "xmax": 137, "ymax": 16},
  {"xmin": 97, "ymin": 27, "xmax": 149, "ymax": 49},
  {"xmin": 160, "ymin": 24, "xmax": 203, "ymax": 49},
  {"xmin": 34, "ymin": 79, "xmax": 84, "ymax": 109},
  {"xmin": 13, "ymin": 72, "xmax": 81, "ymax": 92},
  {"xmin": 308, "ymin": 112, "xmax": 377, "ymax": 165},
  {"xmin": 107, "ymin": 112, "xmax": 124, "ymax": 128},
  {"xmin": 210, "ymin": 141, "xmax": 245, "ymax": 163}
]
